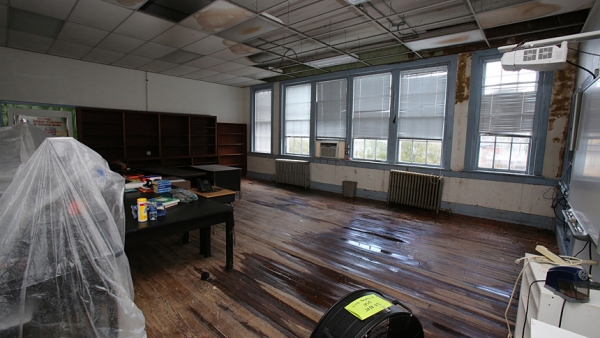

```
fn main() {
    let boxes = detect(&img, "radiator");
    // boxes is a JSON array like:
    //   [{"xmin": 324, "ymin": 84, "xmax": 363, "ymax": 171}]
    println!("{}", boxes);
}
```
[
  {"xmin": 275, "ymin": 159, "xmax": 310, "ymax": 188},
  {"xmin": 388, "ymin": 170, "xmax": 443, "ymax": 212}
]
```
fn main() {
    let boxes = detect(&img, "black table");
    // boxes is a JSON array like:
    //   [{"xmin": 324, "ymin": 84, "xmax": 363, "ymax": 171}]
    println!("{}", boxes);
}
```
[
  {"xmin": 191, "ymin": 164, "xmax": 242, "ymax": 198},
  {"xmin": 124, "ymin": 192, "xmax": 235, "ymax": 270},
  {"xmin": 138, "ymin": 166, "xmax": 207, "ymax": 188}
]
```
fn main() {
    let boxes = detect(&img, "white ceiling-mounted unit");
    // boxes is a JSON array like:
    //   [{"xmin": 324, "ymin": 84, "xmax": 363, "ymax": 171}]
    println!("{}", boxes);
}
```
[
  {"xmin": 316, "ymin": 141, "xmax": 345, "ymax": 159},
  {"xmin": 501, "ymin": 41, "xmax": 568, "ymax": 72}
]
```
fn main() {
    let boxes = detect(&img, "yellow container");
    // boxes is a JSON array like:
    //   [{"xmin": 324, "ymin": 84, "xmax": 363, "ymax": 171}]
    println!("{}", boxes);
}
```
[{"xmin": 137, "ymin": 198, "xmax": 148, "ymax": 222}]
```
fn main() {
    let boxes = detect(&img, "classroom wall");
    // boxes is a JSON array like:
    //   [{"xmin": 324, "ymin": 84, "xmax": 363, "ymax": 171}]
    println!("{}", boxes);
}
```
[
  {"xmin": 0, "ymin": 46, "xmax": 244, "ymax": 123},
  {"xmin": 245, "ymin": 48, "xmax": 578, "ymax": 229}
]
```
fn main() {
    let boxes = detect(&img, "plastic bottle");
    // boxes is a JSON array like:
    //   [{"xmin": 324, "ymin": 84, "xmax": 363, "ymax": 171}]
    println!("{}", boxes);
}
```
[
  {"xmin": 148, "ymin": 198, "xmax": 157, "ymax": 221},
  {"xmin": 137, "ymin": 198, "xmax": 148, "ymax": 222}
]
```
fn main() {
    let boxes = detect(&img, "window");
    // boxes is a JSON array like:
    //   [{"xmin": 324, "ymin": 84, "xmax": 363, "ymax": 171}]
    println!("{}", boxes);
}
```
[
  {"xmin": 316, "ymin": 78, "xmax": 347, "ymax": 139},
  {"xmin": 284, "ymin": 83, "xmax": 311, "ymax": 155},
  {"xmin": 253, "ymin": 88, "xmax": 272, "ymax": 153},
  {"xmin": 477, "ymin": 60, "xmax": 539, "ymax": 172},
  {"xmin": 397, "ymin": 66, "xmax": 447, "ymax": 166},
  {"xmin": 352, "ymin": 73, "xmax": 391, "ymax": 161}
]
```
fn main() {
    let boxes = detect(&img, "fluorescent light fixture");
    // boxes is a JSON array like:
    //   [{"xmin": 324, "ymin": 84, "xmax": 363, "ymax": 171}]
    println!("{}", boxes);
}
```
[
  {"xmin": 259, "ymin": 12, "xmax": 283, "ymax": 25},
  {"xmin": 305, "ymin": 54, "xmax": 359, "ymax": 68},
  {"xmin": 345, "ymin": 0, "xmax": 369, "ymax": 5}
]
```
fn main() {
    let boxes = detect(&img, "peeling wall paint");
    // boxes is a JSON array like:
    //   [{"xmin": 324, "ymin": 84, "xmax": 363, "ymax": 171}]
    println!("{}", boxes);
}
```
[
  {"xmin": 450, "ymin": 52, "xmax": 471, "ymax": 171},
  {"xmin": 455, "ymin": 52, "xmax": 471, "ymax": 104},
  {"xmin": 542, "ymin": 44, "xmax": 578, "ymax": 178}
]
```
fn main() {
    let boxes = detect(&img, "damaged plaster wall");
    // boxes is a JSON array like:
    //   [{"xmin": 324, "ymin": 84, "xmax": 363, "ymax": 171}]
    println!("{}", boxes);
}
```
[{"xmin": 450, "ymin": 52, "xmax": 471, "ymax": 171}]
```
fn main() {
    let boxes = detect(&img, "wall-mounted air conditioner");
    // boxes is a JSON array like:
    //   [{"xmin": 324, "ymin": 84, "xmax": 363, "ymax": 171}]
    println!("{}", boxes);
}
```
[{"xmin": 316, "ymin": 141, "xmax": 345, "ymax": 159}]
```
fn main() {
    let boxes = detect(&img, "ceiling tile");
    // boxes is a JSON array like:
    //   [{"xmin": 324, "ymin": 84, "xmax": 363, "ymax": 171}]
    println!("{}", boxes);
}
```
[
  {"xmin": 10, "ymin": 0, "xmax": 77, "ymax": 20},
  {"xmin": 232, "ymin": 56, "xmax": 259, "ymax": 66},
  {"xmin": 139, "ymin": 0, "xmax": 212, "ymax": 23},
  {"xmin": 48, "ymin": 40, "xmax": 93, "ymax": 59},
  {"xmin": 131, "ymin": 41, "xmax": 176, "ymax": 58},
  {"xmin": 83, "ymin": 48, "xmax": 125, "ymax": 64},
  {"xmin": 97, "ymin": 33, "xmax": 145, "ymax": 53},
  {"xmin": 9, "ymin": 8, "xmax": 64, "ymax": 38},
  {"xmin": 404, "ymin": 30, "xmax": 484, "ymax": 51},
  {"xmin": 0, "ymin": 27, "xmax": 6, "ymax": 45},
  {"xmin": 69, "ymin": 0, "xmax": 133, "ymax": 32},
  {"xmin": 0, "ymin": 5, "xmax": 7, "ymax": 28},
  {"xmin": 226, "ymin": 66, "xmax": 263, "ymax": 77},
  {"xmin": 216, "ymin": 16, "xmax": 281, "ymax": 43},
  {"xmin": 185, "ymin": 56, "xmax": 226, "ymax": 69},
  {"xmin": 228, "ymin": 0, "xmax": 287, "ymax": 13},
  {"xmin": 7, "ymin": 29, "xmax": 54, "ymax": 52},
  {"xmin": 250, "ymin": 70, "xmax": 282, "ymax": 79},
  {"xmin": 180, "ymin": 0, "xmax": 254, "ymax": 34},
  {"xmin": 209, "ymin": 44, "xmax": 261, "ymax": 61},
  {"xmin": 114, "ymin": 11, "xmax": 174, "ymax": 41},
  {"xmin": 151, "ymin": 25, "xmax": 207, "ymax": 48},
  {"xmin": 57, "ymin": 22, "xmax": 109, "ymax": 46},
  {"xmin": 161, "ymin": 65, "xmax": 199, "ymax": 77},
  {"xmin": 160, "ymin": 50, "xmax": 202, "ymax": 63},
  {"xmin": 102, "ymin": 0, "xmax": 148, "ymax": 10},
  {"xmin": 201, "ymin": 73, "xmax": 236, "ymax": 82},
  {"xmin": 138, "ymin": 59, "xmax": 178, "ymax": 72},
  {"xmin": 218, "ymin": 76, "xmax": 252, "ymax": 85},
  {"xmin": 206, "ymin": 61, "xmax": 245, "ymax": 73},
  {"xmin": 182, "ymin": 35, "xmax": 232, "ymax": 55},
  {"xmin": 237, "ymin": 79, "xmax": 266, "ymax": 87},
  {"xmin": 183, "ymin": 69, "xmax": 218, "ymax": 79},
  {"xmin": 112, "ymin": 54, "xmax": 153, "ymax": 68}
]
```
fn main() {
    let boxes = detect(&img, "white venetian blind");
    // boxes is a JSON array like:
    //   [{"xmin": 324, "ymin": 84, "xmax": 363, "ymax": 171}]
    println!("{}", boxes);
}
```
[
  {"xmin": 479, "ymin": 60, "xmax": 538, "ymax": 136},
  {"xmin": 352, "ymin": 73, "xmax": 392, "ymax": 139},
  {"xmin": 285, "ymin": 84, "xmax": 311, "ymax": 137},
  {"xmin": 316, "ymin": 78, "xmax": 347, "ymax": 138},
  {"xmin": 254, "ymin": 89, "xmax": 271, "ymax": 153},
  {"xmin": 398, "ymin": 66, "xmax": 447, "ymax": 139}
]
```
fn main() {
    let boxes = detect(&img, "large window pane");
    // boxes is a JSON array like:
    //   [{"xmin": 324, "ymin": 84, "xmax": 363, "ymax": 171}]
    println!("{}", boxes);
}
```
[
  {"xmin": 285, "ymin": 84, "xmax": 311, "ymax": 155},
  {"xmin": 477, "ymin": 60, "xmax": 538, "ymax": 172},
  {"xmin": 317, "ymin": 78, "xmax": 347, "ymax": 139},
  {"xmin": 253, "ymin": 89, "xmax": 271, "ymax": 153},
  {"xmin": 397, "ymin": 66, "xmax": 447, "ymax": 166},
  {"xmin": 352, "ymin": 73, "xmax": 391, "ymax": 161}
]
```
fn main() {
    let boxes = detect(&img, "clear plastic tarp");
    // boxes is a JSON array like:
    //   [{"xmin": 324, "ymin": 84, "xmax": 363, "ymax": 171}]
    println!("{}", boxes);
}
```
[
  {"xmin": 0, "ymin": 137, "xmax": 146, "ymax": 337},
  {"xmin": 0, "ymin": 122, "xmax": 49, "ymax": 198}
]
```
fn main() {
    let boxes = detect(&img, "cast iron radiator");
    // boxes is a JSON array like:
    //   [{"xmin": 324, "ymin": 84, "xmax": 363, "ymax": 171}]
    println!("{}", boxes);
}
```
[
  {"xmin": 275, "ymin": 159, "xmax": 310, "ymax": 189},
  {"xmin": 388, "ymin": 170, "xmax": 443, "ymax": 212}
]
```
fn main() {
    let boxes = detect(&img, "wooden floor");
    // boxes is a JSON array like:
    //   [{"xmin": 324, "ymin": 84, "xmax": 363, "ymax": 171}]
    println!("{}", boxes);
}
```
[{"xmin": 124, "ymin": 178, "xmax": 557, "ymax": 338}]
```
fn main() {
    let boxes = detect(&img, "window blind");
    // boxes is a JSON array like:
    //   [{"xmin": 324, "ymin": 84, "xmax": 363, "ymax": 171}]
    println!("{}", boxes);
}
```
[
  {"xmin": 316, "ymin": 78, "xmax": 347, "ymax": 138},
  {"xmin": 479, "ymin": 61, "xmax": 538, "ymax": 136},
  {"xmin": 352, "ymin": 73, "xmax": 392, "ymax": 139},
  {"xmin": 285, "ymin": 84, "xmax": 311, "ymax": 137},
  {"xmin": 398, "ymin": 66, "xmax": 447, "ymax": 140},
  {"xmin": 254, "ymin": 89, "xmax": 271, "ymax": 153}
]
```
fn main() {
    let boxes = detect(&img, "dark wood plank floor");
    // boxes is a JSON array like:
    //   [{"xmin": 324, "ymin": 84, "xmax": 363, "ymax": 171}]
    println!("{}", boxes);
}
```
[{"xmin": 124, "ymin": 178, "xmax": 557, "ymax": 338}]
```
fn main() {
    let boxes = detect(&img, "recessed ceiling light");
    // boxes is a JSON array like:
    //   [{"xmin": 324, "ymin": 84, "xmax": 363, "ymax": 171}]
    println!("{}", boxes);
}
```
[
  {"xmin": 345, "ymin": 0, "xmax": 369, "ymax": 5},
  {"xmin": 305, "ymin": 54, "xmax": 359, "ymax": 68}
]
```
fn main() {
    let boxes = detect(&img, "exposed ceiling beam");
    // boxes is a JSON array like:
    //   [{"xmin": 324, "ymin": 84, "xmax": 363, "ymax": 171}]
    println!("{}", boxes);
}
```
[{"xmin": 463, "ymin": 0, "xmax": 490, "ymax": 48}]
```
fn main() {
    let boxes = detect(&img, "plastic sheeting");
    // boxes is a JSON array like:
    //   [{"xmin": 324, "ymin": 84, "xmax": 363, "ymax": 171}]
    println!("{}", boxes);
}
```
[
  {"xmin": 0, "ymin": 122, "xmax": 49, "ymax": 198},
  {"xmin": 0, "ymin": 137, "xmax": 146, "ymax": 337}
]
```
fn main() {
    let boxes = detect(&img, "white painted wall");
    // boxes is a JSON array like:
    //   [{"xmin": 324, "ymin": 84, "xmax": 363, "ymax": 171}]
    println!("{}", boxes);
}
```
[{"xmin": 0, "ymin": 47, "xmax": 244, "ymax": 122}]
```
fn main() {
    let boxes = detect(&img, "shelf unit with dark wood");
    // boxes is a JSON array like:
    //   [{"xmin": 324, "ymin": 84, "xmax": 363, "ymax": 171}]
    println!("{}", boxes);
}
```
[
  {"xmin": 217, "ymin": 123, "xmax": 247, "ymax": 176},
  {"xmin": 77, "ymin": 108, "xmax": 218, "ymax": 169}
]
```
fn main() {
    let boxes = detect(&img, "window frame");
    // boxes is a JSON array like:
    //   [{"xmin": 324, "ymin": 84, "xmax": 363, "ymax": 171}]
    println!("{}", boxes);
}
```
[
  {"xmin": 276, "ymin": 55, "xmax": 457, "ymax": 169},
  {"xmin": 464, "ymin": 49, "xmax": 553, "ymax": 175},
  {"xmin": 250, "ymin": 84, "xmax": 274, "ymax": 154}
]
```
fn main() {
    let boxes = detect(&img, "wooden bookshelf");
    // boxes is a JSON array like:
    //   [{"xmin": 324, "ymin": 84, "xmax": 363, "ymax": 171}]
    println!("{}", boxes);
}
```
[
  {"xmin": 77, "ymin": 108, "xmax": 218, "ymax": 168},
  {"xmin": 217, "ymin": 122, "xmax": 247, "ymax": 176}
]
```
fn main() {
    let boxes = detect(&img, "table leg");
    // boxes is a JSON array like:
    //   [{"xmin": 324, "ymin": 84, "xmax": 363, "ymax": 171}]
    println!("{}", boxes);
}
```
[
  {"xmin": 199, "ymin": 228, "xmax": 211, "ymax": 258},
  {"xmin": 182, "ymin": 231, "xmax": 190, "ymax": 244},
  {"xmin": 226, "ymin": 211, "xmax": 235, "ymax": 271}
]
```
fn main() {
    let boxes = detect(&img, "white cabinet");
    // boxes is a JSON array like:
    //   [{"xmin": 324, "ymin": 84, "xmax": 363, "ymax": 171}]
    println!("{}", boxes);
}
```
[{"xmin": 515, "ymin": 254, "xmax": 600, "ymax": 338}]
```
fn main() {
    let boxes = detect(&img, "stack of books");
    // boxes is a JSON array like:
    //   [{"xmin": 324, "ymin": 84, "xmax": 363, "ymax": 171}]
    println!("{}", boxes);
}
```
[{"xmin": 152, "ymin": 180, "xmax": 172, "ymax": 194}]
